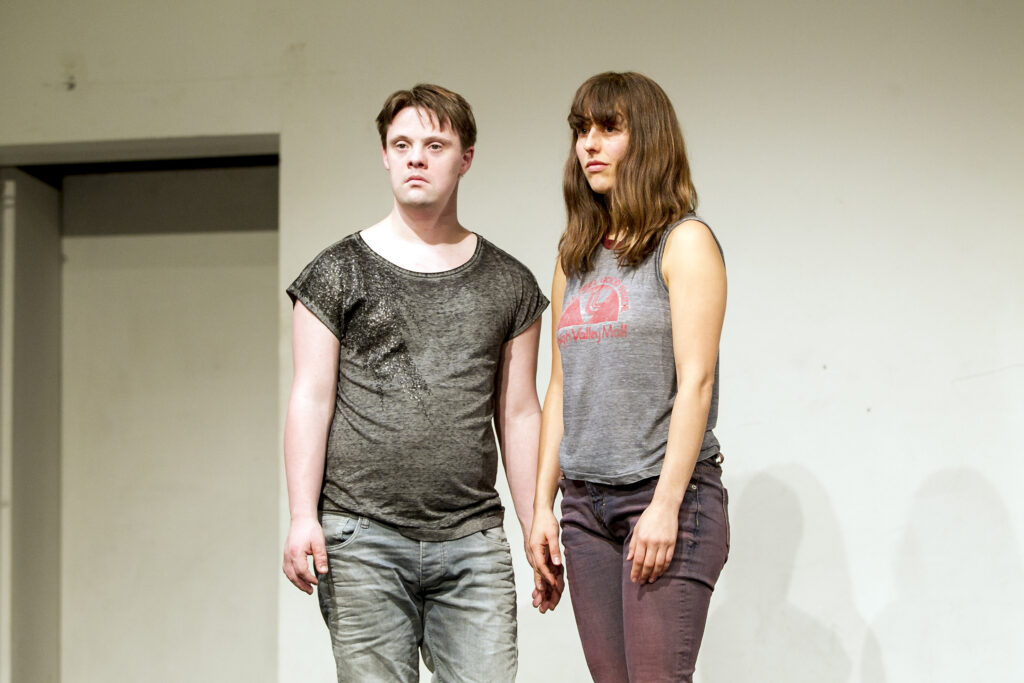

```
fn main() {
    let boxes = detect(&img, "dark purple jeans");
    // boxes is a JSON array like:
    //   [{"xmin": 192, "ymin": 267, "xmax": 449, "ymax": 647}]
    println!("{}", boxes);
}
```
[{"xmin": 560, "ymin": 457, "xmax": 730, "ymax": 683}]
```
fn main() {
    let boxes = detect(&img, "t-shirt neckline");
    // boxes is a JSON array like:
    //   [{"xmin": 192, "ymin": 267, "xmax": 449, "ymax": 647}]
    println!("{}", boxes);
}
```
[{"xmin": 354, "ymin": 231, "xmax": 483, "ymax": 279}]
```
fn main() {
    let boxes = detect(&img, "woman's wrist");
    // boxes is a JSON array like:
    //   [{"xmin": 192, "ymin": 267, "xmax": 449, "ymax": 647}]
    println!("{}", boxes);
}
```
[
  {"xmin": 533, "ymin": 501, "xmax": 555, "ymax": 517},
  {"xmin": 650, "ymin": 487, "xmax": 685, "ymax": 510}
]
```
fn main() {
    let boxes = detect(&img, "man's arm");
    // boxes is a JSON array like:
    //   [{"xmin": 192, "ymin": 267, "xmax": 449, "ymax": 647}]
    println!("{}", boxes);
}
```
[
  {"xmin": 528, "ymin": 263, "xmax": 567, "ymax": 612},
  {"xmin": 493, "ymin": 318, "xmax": 543, "ymax": 540},
  {"xmin": 282, "ymin": 301, "xmax": 340, "ymax": 594}
]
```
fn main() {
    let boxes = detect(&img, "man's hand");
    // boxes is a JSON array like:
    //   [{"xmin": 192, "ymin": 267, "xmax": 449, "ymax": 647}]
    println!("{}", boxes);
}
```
[
  {"xmin": 626, "ymin": 499, "xmax": 680, "ymax": 584},
  {"xmin": 282, "ymin": 516, "xmax": 328, "ymax": 594},
  {"xmin": 531, "ymin": 568, "xmax": 564, "ymax": 613}
]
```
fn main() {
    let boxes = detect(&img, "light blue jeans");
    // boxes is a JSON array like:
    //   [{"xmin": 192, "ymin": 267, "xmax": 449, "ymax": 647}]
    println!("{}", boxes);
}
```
[{"xmin": 316, "ymin": 512, "xmax": 517, "ymax": 683}]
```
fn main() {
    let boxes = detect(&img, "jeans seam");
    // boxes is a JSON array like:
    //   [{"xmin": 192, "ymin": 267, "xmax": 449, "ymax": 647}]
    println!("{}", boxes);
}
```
[
  {"xmin": 722, "ymin": 487, "xmax": 730, "ymax": 555},
  {"xmin": 692, "ymin": 481, "xmax": 701, "ymax": 550}
]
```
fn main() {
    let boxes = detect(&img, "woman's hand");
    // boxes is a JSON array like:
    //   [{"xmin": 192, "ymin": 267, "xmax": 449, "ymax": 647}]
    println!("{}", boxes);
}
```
[
  {"xmin": 627, "ymin": 498, "xmax": 680, "ymax": 583},
  {"xmin": 528, "ymin": 509, "xmax": 565, "ymax": 611}
]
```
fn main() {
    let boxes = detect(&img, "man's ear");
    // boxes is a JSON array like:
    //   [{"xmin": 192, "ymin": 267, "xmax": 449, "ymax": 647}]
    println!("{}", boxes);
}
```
[
  {"xmin": 382, "ymin": 146, "xmax": 391, "ymax": 170},
  {"xmin": 459, "ymin": 146, "xmax": 474, "ymax": 176}
]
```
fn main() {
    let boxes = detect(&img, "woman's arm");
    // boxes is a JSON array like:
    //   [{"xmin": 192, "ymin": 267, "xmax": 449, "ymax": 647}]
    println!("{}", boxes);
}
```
[
  {"xmin": 528, "ymin": 262, "xmax": 568, "ymax": 611},
  {"xmin": 627, "ymin": 219, "xmax": 727, "ymax": 584}
]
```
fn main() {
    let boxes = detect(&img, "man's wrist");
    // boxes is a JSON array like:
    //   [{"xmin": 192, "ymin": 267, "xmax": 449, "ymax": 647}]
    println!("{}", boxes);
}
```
[{"xmin": 289, "ymin": 509, "xmax": 319, "ymax": 523}]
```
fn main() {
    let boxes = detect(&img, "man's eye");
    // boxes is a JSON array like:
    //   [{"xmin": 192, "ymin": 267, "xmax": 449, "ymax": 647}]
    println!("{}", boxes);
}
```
[{"xmin": 429, "ymin": 143, "xmax": 443, "ymax": 151}]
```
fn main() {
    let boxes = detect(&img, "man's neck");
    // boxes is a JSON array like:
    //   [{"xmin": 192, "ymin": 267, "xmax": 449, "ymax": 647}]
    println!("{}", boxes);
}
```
[
  {"xmin": 360, "ymin": 201, "xmax": 477, "ymax": 273},
  {"xmin": 386, "ymin": 200, "xmax": 469, "ymax": 246}
]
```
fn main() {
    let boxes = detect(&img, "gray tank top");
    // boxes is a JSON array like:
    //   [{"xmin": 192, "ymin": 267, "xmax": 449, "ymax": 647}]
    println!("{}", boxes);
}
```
[{"xmin": 558, "ymin": 217, "xmax": 721, "ymax": 484}]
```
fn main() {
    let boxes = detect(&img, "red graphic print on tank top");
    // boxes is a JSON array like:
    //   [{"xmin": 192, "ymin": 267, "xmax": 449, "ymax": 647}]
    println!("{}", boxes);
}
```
[{"xmin": 557, "ymin": 276, "xmax": 630, "ymax": 349}]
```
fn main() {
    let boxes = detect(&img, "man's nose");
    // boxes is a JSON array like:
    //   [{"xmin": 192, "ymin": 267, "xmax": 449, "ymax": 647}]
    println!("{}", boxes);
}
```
[{"xmin": 408, "ymin": 144, "xmax": 427, "ymax": 167}]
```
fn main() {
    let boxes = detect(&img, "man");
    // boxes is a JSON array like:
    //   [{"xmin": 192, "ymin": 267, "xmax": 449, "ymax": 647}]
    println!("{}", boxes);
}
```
[{"xmin": 282, "ymin": 84, "xmax": 558, "ymax": 682}]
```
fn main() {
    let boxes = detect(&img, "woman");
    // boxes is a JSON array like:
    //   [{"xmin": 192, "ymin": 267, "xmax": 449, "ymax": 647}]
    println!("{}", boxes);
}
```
[{"xmin": 529, "ymin": 72, "xmax": 730, "ymax": 682}]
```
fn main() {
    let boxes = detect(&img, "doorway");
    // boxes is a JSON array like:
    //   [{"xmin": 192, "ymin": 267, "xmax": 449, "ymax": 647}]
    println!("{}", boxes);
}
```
[{"xmin": 1, "ymin": 151, "xmax": 280, "ymax": 682}]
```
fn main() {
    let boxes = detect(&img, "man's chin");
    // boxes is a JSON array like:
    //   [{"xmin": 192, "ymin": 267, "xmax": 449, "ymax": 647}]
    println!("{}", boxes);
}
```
[{"xmin": 398, "ymin": 193, "xmax": 438, "ymax": 208}]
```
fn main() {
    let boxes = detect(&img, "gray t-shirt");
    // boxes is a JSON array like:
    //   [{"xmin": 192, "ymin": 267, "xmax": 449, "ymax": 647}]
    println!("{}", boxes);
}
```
[
  {"xmin": 287, "ymin": 232, "xmax": 548, "ymax": 541},
  {"xmin": 558, "ymin": 217, "xmax": 722, "ymax": 484}
]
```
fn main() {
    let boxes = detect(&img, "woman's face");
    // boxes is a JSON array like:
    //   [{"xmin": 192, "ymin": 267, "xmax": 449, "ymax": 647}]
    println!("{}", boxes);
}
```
[{"xmin": 576, "ymin": 118, "xmax": 630, "ymax": 195}]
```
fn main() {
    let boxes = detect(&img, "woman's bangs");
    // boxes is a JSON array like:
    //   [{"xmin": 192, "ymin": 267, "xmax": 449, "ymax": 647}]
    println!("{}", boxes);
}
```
[{"xmin": 569, "ymin": 79, "xmax": 626, "ymax": 131}]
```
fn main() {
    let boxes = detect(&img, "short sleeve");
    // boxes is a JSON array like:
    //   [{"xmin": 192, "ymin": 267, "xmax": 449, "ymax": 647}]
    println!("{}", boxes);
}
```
[
  {"xmin": 286, "ymin": 244, "xmax": 347, "ymax": 340},
  {"xmin": 507, "ymin": 266, "xmax": 549, "ymax": 341}
]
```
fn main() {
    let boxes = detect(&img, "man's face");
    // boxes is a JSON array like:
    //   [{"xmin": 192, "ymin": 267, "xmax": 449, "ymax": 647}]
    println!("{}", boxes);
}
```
[{"xmin": 382, "ymin": 107, "xmax": 473, "ymax": 210}]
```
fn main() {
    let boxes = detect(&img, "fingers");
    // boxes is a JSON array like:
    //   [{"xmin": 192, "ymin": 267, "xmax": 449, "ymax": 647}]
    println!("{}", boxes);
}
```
[
  {"xmin": 536, "ymin": 560, "xmax": 558, "ymax": 588},
  {"xmin": 283, "ymin": 549, "xmax": 315, "ymax": 594},
  {"xmin": 530, "ymin": 533, "xmax": 562, "ymax": 588},
  {"xmin": 554, "ymin": 564, "xmax": 565, "ymax": 593},
  {"xmin": 651, "ymin": 546, "xmax": 673, "ymax": 583},
  {"xmin": 534, "ymin": 566, "xmax": 550, "ymax": 595},
  {"xmin": 532, "ymin": 570, "xmax": 564, "ymax": 613},
  {"xmin": 629, "ymin": 541, "xmax": 647, "ymax": 583},
  {"xmin": 533, "ymin": 584, "xmax": 556, "ymax": 614},
  {"xmin": 312, "ymin": 530, "xmax": 328, "ymax": 575},
  {"xmin": 547, "ymin": 571, "xmax": 565, "ymax": 611},
  {"xmin": 532, "ymin": 555, "xmax": 565, "ymax": 598},
  {"xmin": 293, "ymin": 546, "xmax": 319, "ymax": 590},
  {"xmin": 640, "ymin": 546, "xmax": 658, "ymax": 583},
  {"xmin": 546, "ymin": 536, "xmax": 562, "ymax": 569},
  {"xmin": 532, "ymin": 572, "xmax": 546, "ymax": 611},
  {"xmin": 539, "ymin": 587, "xmax": 562, "ymax": 613},
  {"xmin": 628, "ymin": 506, "xmax": 679, "ymax": 584},
  {"xmin": 630, "ymin": 539, "xmax": 676, "ymax": 583}
]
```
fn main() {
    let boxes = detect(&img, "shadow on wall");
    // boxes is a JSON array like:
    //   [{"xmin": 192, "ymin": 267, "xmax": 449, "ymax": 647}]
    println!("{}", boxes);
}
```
[
  {"xmin": 700, "ymin": 466, "xmax": 874, "ymax": 683},
  {"xmin": 862, "ymin": 468, "xmax": 1024, "ymax": 683}
]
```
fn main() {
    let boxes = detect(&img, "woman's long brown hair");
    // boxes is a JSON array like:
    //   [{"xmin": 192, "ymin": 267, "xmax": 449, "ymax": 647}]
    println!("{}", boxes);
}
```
[{"xmin": 559, "ymin": 72, "xmax": 698, "ymax": 278}]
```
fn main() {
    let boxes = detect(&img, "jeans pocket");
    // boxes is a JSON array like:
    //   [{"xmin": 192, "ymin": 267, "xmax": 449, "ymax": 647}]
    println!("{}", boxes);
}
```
[
  {"xmin": 479, "ymin": 525, "xmax": 510, "ymax": 548},
  {"xmin": 676, "ymin": 479, "xmax": 701, "ymax": 550},
  {"xmin": 321, "ymin": 513, "xmax": 360, "ymax": 551}
]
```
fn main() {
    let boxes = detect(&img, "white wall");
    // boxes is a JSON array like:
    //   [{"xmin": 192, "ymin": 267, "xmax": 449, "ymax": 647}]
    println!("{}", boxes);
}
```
[
  {"xmin": 2, "ymin": 1, "xmax": 1022, "ymax": 681},
  {"xmin": 61, "ymin": 232, "xmax": 278, "ymax": 682}
]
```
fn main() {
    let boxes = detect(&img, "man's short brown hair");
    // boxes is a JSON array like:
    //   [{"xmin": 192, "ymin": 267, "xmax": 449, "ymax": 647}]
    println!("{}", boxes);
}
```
[{"xmin": 375, "ymin": 84, "xmax": 477, "ymax": 150}]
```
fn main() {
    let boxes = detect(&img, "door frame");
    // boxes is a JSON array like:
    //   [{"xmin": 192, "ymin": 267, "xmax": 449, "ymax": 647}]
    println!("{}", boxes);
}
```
[{"xmin": 0, "ymin": 133, "xmax": 279, "ymax": 683}]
